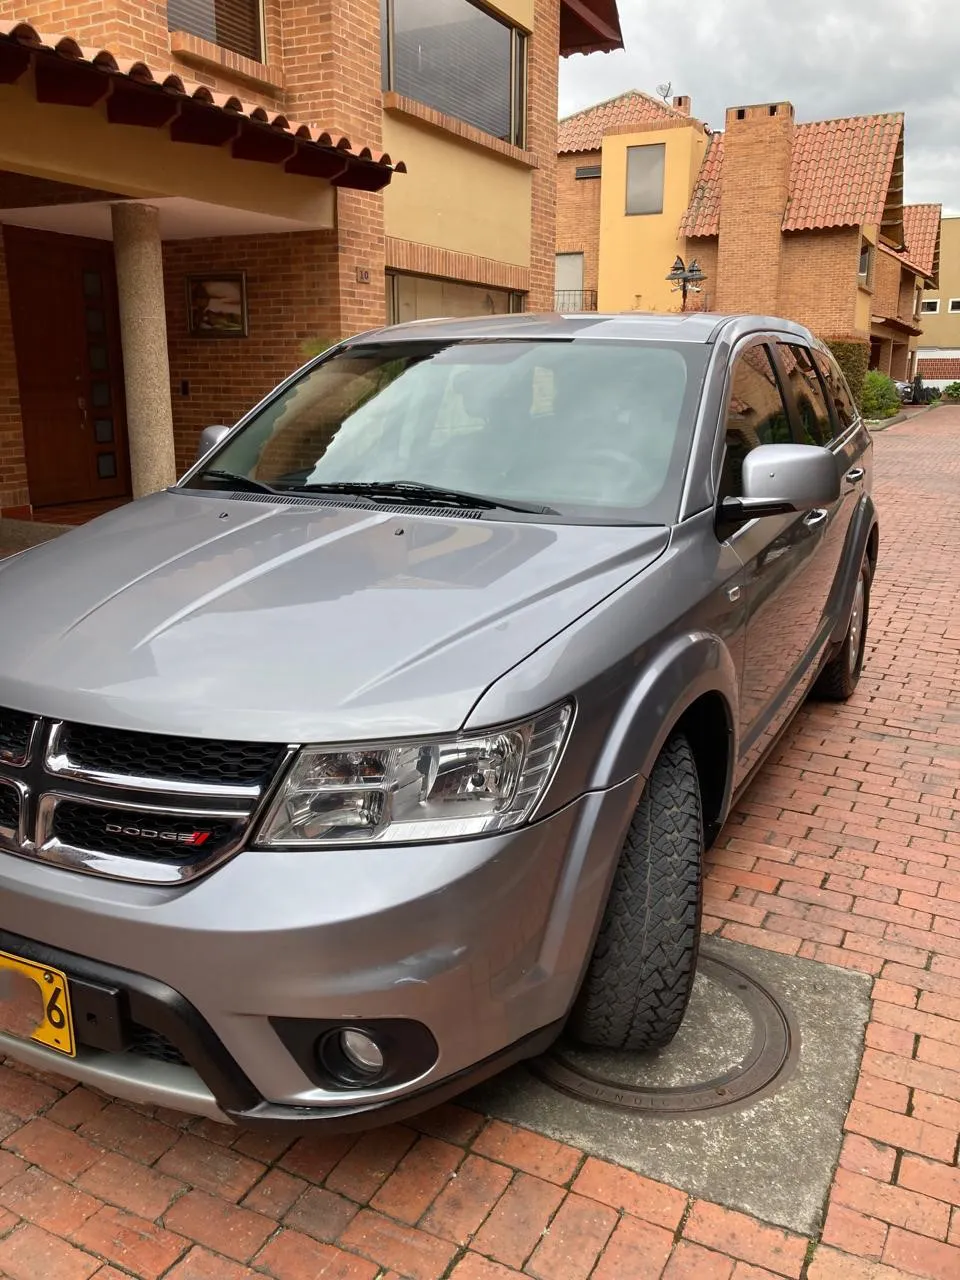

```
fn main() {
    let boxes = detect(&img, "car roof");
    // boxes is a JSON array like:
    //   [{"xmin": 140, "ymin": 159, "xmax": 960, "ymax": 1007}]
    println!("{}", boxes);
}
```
[{"xmin": 346, "ymin": 311, "xmax": 817, "ymax": 347}]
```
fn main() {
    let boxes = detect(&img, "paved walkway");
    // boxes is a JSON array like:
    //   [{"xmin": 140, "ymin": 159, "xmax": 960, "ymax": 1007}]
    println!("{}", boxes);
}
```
[{"xmin": 0, "ymin": 408, "xmax": 958, "ymax": 1279}]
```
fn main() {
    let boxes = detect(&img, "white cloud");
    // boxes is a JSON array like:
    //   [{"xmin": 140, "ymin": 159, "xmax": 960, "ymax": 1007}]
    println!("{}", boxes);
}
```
[{"xmin": 560, "ymin": 0, "xmax": 960, "ymax": 213}]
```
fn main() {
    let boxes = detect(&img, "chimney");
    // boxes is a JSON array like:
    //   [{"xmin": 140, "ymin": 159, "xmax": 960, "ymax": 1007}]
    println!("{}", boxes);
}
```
[
  {"xmin": 715, "ymin": 101, "xmax": 795, "ymax": 315},
  {"xmin": 672, "ymin": 95, "xmax": 691, "ymax": 115}
]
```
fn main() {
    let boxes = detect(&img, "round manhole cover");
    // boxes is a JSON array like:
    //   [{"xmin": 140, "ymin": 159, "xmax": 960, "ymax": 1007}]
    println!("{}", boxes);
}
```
[{"xmin": 532, "ymin": 950, "xmax": 800, "ymax": 1118}]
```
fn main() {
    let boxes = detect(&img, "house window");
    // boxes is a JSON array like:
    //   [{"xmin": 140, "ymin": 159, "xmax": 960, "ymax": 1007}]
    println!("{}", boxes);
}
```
[
  {"xmin": 167, "ymin": 0, "xmax": 262, "ymax": 60},
  {"xmin": 858, "ymin": 240, "xmax": 874, "ymax": 286},
  {"xmin": 949, "ymin": 299, "xmax": 960, "ymax": 313},
  {"xmin": 625, "ymin": 144, "xmax": 665, "ymax": 216},
  {"xmin": 382, "ymin": 0, "xmax": 527, "ymax": 147},
  {"xmin": 921, "ymin": 299, "xmax": 940, "ymax": 314},
  {"xmin": 575, "ymin": 165, "xmax": 602, "ymax": 180}
]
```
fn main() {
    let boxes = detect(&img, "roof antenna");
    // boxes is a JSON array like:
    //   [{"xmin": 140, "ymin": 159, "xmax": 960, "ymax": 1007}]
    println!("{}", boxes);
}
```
[{"xmin": 656, "ymin": 82, "xmax": 672, "ymax": 103}]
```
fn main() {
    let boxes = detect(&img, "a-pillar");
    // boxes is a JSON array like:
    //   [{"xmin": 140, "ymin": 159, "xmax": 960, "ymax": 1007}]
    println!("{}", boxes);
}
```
[{"xmin": 111, "ymin": 203, "xmax": 176, "ymax": 496}]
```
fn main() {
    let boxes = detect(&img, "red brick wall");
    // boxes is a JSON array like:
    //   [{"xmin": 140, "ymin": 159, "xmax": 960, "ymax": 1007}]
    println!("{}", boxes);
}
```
[
  {"xmin": 163, "ymin": 231, "xmax": 343, "ymax": 475},
  {"xmin": 779, "ymin": 228, "xmax": 862, "ymax": 340},
  {"xmin": 556, "ymin": 150, "xmax": 601, "ymax": 296},
  {"xmin": 716, "ymin": 103, "xmax": 794, "ymax": 316},
  {"xmin": 872, "ymin": 248, "xmax": 901, "ymax": 323},
  {"xmin": 0, "ymin": 238, "xmax": 28, "ymax": 513},
  {"xmin": 918, "ymin": 356, "xmax": 960, "ymax": 380}
]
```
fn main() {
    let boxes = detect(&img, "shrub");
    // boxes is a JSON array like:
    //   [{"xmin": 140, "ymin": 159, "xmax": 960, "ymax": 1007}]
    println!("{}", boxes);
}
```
[
  {"xmin": 860, "ymin": 370, "xmax": 901, "ymax": 419},
  {"xmin": 826, "ymin": 340, "xmax": 870, "ymax": 410},
  {"xmin": 942, "ymin": 381, "xmax": 960, "ymax": 401}
]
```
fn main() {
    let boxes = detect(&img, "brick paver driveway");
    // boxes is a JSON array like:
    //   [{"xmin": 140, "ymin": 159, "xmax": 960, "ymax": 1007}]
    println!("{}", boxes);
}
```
[{"xmin": 0, "ymin": 408, "xmax": 957, "ymax": 1280}]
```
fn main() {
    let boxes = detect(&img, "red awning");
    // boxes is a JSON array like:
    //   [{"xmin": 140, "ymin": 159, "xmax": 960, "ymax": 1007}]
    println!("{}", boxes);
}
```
[
  {"xmin": 560, "ymin": 0, "xmax": 624, "ymax": 56},
  {"xmin": 0, "ymin": 23, "xmax": 404, "ymax": 192}
]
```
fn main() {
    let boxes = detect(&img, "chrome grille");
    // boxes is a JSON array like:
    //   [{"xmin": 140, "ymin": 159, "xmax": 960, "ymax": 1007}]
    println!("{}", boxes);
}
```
[
  {"xmin": 58, "ymin": 722, "xmax": 284, "ymax": 789},
  {"xmin": 0, "ymin": 706, "xmax": 291, "ymax": 885},
  {"xmin": 51, "ymin": 801, "xmax": 240, "ymax": 864},
  {"xmin": 0, "ymin": 783, "xmax": 18, "ymax": 834},
  {"xmin": 0, "ymin": 708, "xmax": 32, "ymax": 766}
]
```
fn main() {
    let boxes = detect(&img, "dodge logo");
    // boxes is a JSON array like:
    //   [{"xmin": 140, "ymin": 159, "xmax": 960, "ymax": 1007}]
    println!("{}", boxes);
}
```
[{"xmin": 106, "ymin": 824, "xmax": 211, "ymax": 847}]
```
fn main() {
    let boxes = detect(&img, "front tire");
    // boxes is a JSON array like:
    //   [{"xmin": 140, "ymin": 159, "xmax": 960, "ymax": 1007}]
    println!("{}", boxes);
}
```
[
  {"xmin": 569, "ymin": 733, "xmax": 704, "ymax": 1052},
  {"xmin": 814, "ymin": 557, "xmax": 871, "ymax": 701}
]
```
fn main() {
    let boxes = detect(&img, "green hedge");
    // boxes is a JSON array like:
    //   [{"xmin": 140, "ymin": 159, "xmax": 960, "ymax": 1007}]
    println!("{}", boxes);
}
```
[
  {"xmin": 861, "ymin": 369, "xmax": 901, "ymax": 419},
  {"xmin": 943, "ymin": 381, "xmax": 960, "ymax": 401},
  {"xmin": 825, "ymin": 340, "xmax": 870, "ymax": 411}
]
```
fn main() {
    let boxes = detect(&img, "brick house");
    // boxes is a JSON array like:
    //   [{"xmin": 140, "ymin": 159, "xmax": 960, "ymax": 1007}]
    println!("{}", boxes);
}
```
[
  {"xmin": 916, "ymin": 214, "xmax": 960, "ymax": 388},
  {"xmin": 556, "ymin": 93, "xmax": 941, "ymax": 389},
  {"xmin": 0, "ymin": 1, "xmax": 622, "ymax": 521}
]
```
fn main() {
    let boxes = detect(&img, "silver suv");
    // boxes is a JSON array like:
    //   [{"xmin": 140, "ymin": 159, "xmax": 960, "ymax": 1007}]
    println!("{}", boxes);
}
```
[{"xmin": 0, "ymin": 312, "xmax": 875, "ymax": 1130}]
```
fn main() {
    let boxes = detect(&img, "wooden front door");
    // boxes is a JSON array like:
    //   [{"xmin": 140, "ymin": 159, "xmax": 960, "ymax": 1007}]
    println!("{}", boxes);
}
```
[{"xmin": 5, "ymin": 227, "xmax": 130, "ymax": 508}]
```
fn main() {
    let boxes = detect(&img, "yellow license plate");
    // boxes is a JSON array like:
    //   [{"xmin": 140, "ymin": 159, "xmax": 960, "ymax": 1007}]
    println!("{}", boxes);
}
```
[{"xmin": 0, "ymin": 951, "xmax": 75, "ymax": 1057}]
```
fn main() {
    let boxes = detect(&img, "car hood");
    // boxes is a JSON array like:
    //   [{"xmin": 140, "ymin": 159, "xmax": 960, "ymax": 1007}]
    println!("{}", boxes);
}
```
[{"xmin": 0, "ymin": 492, "xmax": 669, "ymax": 741}]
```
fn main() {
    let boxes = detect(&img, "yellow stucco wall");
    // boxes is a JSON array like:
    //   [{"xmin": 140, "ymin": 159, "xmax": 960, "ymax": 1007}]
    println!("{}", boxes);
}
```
[
  {"xmin": 920, "ymin": 217, "xmax": 960, "ymax": 346},
  {"xmin": 382, "ymin": 115, "xmax": 532, "ymax": 268},
  {"xmin": 0, "ymin": 81, "xmax": 335, "ymax": 226},
  {"xmin": 597, "ymin": 124, "xmax": 707, "ymax": 312},
  {"xmin": 485, "ymin": 0, "xmax": 535, "ymax": 29}
]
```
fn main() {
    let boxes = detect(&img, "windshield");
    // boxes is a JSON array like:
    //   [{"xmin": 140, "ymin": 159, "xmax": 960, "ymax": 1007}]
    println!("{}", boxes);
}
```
[{"xmin": 185, "ymin": 338, "xmax": 708, "ymax": 523}]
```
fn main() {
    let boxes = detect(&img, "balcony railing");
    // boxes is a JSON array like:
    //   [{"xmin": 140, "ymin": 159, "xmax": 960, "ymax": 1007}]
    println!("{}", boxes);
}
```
[{"xmin": 554, "ymin": 289, "xmax": 598, "ymax": 312}]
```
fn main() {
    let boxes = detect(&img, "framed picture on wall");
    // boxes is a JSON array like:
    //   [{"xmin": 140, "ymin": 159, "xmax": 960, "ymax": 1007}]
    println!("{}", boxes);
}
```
[{"xmin": 186, "ymin": 273, "xmax": 248, "ymax": 338}]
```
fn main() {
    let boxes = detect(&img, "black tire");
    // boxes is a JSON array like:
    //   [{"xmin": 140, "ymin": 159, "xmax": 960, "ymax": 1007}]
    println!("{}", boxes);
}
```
[
  {"xmin": 569, "ymin": 733, "xmax": 704, "ymax": 1052},
  {"xmin": 814, "ymin": 557, "xmax": 871, "ymax": 701}
]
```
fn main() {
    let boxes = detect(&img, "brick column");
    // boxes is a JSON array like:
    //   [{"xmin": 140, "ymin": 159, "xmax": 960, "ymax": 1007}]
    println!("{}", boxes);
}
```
[
  {"xmin": 526, "ymin": 0, "xmax": 561, "ymax": 312},
  {"xmin": 283, "ymin": 0, "xmax": 387, "ymax": 338},
  {"xmin": 716, "ymin": 102, "xmax": 795, "ymax": 316},
  {"xmin": 0, "ymin": 234, "xmax": 29, "ymax": 515}
]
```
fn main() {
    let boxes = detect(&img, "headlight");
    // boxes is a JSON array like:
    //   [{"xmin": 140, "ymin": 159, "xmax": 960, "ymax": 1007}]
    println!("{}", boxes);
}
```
[{"xmin": 256, "ymin": 703, "xmax": 572, "ymax": 847}]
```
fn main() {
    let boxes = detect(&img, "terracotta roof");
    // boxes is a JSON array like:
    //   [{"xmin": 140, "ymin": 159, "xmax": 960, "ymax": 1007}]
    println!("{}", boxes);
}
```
[
  {"xmin": 897, "ymin": 203, "xmax": 942, "ymax": 281},
  {"xmin": 783, "ymin": 114, "xmax": 903, "ymax": 233},
  {"xmin": 559, "ymin": 90, "xmax": 684, "ymax": 154},
  {"xmin": 0, "ymin": 22, "xmax": 403, "ymax": 191},
  {"xmin": 560, "ymin": 0, "xmax": 624, "ymax": 57},
  {"xmin": 680, "ymin": 133, "xmax": 723, "ymax": 238},
  {"xmin": 681, "ymin": 113, "xmax": 904, "ymax": 239}
]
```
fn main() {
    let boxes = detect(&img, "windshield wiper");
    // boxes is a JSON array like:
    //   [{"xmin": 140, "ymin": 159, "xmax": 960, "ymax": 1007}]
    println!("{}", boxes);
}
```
[
  {"xmin": 197, "ymin": 470, "xmax": 280, "ymax": 495},
  {"xmin": 288, "ymin": 479, "xmax": 555, "ymax": 516}
]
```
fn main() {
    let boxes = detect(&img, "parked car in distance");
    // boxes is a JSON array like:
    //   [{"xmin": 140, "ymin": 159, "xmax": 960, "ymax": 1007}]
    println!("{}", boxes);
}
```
[{"xmin": 0, "ymin": 312, "xmax": 876, "ymax": 1131}]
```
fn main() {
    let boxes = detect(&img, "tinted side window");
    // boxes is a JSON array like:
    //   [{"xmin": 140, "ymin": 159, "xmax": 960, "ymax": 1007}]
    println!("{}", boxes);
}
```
[
  {"xmin": 719, "ymin": 344, "xmax": 792, "ymax": 502},
  {"xmin": 778, "ymin": 343, "xmax": 832, "ymax": 446},
  {"xmin": 813, "ymin": 351, "xmax": 858, "ymax": 433}
]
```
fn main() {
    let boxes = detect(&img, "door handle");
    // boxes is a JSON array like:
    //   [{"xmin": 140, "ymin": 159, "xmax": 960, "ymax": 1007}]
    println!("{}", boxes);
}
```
[
  {"xmin": 803, "ymin": 508, "xmax": 828, "ymax": 528},
  {"xmin": 845, "ymin": 467, "xmax": 865, "ymax": 483}
]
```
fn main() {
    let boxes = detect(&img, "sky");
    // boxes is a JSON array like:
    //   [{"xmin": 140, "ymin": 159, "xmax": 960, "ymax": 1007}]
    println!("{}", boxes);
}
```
[{"xmin": 559, "ymin": 0, "xmax": 960, "ymax": 215}]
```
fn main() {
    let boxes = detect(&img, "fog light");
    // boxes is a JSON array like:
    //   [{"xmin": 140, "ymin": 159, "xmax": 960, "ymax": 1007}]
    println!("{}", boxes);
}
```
[{"xmin": 340, "ymin": 1029, "xmax": 384, "ymax": 1076}]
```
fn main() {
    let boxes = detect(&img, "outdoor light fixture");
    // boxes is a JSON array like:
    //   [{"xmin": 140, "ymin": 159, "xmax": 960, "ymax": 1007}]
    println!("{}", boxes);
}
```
[{"xmin": 667, "ymin": 256, "xmax": 707, "ymax": 310}]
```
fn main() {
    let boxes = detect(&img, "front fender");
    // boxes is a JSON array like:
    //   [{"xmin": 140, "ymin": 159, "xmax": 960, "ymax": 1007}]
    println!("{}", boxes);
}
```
[{"xmin": 588, "ymin": 629, "xmax": 738, "ymax": 795}]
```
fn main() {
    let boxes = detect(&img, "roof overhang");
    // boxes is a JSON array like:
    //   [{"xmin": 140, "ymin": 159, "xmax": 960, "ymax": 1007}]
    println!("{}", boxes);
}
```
[
  {"xmin": 560, "ymin": 0, "xmax": 624, "ymax": 56},
  {"xmin": 872, "ymin": 314, "xmax": 923, "ymax": 337},
  {"xmin": 0, "ymin": 23, "xmax": 403, "ymax": 193}
]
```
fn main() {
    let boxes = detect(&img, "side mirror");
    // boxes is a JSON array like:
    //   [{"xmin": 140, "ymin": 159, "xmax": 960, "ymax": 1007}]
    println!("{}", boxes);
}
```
[
  {"xmin": 722, "ymin": 443, "xmax": 841, "ymax": 522},
  {"xmin": 196, "ymin": 424, "xmax": 231, "ymax": 463}
]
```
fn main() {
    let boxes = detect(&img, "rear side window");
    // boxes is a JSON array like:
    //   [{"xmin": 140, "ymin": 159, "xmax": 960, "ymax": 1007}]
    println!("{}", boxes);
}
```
[
  {"xmin": 777, "ymin": 343, "xmax": 833, "ymax": 446},
  {"xmin": 813, "ymin": 351, "xmax": 858, "ymax": 433},
  {"xmin": 719, "ymin": 344, "xmax": 792, "ymax": 501}
]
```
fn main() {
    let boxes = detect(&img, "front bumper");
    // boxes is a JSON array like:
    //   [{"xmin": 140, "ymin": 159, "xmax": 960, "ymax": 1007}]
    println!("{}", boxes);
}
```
[{"xmin": 0, "ymin": 780, "xmax": 638, "ymax": 1128}]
